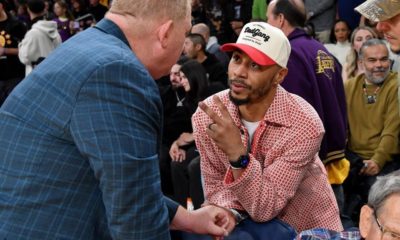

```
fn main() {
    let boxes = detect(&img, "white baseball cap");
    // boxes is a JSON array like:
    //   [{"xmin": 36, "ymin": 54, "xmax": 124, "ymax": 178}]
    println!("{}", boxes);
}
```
[
  {"xmin": 355, "ymin": 0, "xmax": 400, "ymax": 22},
  {"xmin": 221, "ymin": 22, "xmax": 291, "ymax": 68}
]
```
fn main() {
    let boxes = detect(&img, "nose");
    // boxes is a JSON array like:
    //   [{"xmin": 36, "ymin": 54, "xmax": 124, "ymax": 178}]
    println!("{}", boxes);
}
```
[
  {"xmin": 232, "ymin": 63, "xmax": 248, "ymax": 79},
  {"xmin": 376, "ymin": 21, "xmax": 389, "ymax": 33},
  {"xmin": 375, "ymin": 61, "xmax": 383, "ymax": 68}
]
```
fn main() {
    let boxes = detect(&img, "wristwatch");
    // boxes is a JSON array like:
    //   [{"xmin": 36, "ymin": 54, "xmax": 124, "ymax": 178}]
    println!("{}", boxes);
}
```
[
  {"xmin": 230, "ymin": 209, "xmax": 248, "ymax": 225},
  {"xmin": 229, "ymin": 154, "xmax": 250, "ymax": 169}
]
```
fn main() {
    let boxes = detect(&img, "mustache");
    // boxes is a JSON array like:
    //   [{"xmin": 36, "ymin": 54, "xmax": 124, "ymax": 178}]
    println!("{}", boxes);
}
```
[
  {"xmin": 372, "ymin": 67, "xmax": 388, "ymax": 73},
  {"xmin": 229, "ymin": 79, "xmax": 251, "ymax": 90}
]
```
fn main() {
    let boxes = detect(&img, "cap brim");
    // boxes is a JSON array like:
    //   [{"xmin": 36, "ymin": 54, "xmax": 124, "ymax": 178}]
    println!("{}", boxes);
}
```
[
  {"xmin": 220, "ymin": 43, "xmax": 276, "ymax": 66},
  {"xmin": 355, "ymin": 0, "xmax": 400, "ymax": 22}
]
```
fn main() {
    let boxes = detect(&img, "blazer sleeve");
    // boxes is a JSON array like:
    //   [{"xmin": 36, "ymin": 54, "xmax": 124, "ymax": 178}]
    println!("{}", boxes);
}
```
[
  {"xmin": 164, "ymin": 196, "xmax": 180, "ymax": 222},
  {"xmin": 70, "ymin": 60, "xmax": 170, "ymax": 239}
]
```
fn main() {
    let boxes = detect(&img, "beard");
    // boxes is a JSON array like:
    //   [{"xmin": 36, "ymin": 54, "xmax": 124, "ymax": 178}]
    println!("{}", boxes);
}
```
[
  {"xmin": 228, "ymin": 77, "xmax": 275, "ymax": 106},
  {"xmin": 228, "ymin": 78, "xmax": 252, "ymax": 106},
  {"xmin": 229, "ymin": 91, "xmax": 250, "ymax": 106},
  {"xmin": 365, "ymin": 67, "xmax": 390, "ymax": 85}
]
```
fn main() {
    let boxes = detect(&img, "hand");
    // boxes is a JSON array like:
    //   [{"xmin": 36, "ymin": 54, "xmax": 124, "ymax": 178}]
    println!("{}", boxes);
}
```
[
  {"xmin": 199, "ymin": 95, "xmax": 247, "ymax": 161},
  {"xmin": 169, "ymin": 141, "xmax": 187, "ymax": 162},
  {"xmin": 230, "ymin": 20, "xmax": 243, "ymax": 30},
  {"xmin": 202, "ymin": 202, "xmax": 236, "ymax": 235},
  {"xmin": 0, "ymin": 47, "xmax": 5, "ymax": 56},
  {"xmin": 176, "ymin": 132, "xmax": 194, "ymax": 147},
  {"xmin": 359, "ymin": 160, "xmax": 380, "ymax": 176},
  {"xmin": 170, "ymin": 205, "xmax": 235, "ymax": 237},
  {"xmin": 230, "ymin": 21, "xmax": 244, "ymax": 36}
]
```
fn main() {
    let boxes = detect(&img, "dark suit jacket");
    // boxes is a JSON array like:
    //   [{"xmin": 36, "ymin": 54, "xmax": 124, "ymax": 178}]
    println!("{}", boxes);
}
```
[{"xmin": 0, "ymin": 18, "xmax": 173, "ymax": 239}]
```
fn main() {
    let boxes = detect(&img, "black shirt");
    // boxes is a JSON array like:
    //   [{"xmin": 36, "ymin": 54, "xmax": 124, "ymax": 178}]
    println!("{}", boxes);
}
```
[{"xmin": 0, "ymin": 14, "xmax": 27, "ymax": 81}]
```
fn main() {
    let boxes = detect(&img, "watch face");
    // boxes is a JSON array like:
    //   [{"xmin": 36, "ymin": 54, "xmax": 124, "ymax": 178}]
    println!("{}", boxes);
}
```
[
  {"xmin": 240, "ymin": 155, "xmax": 249, "ymax": 167},
  {"xmin": 230, "ymin": 154, "xmax": 249, "ymax": 168}
]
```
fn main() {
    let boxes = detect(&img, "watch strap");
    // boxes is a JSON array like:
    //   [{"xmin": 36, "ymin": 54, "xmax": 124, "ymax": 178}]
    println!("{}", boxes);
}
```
[
  {"xmin": 230, "ymin": 209, "xmax": 248, "ymax": 225},
  {"xmin": 229, "ymin": 154, "xmax": 250, "ymax": 169}
]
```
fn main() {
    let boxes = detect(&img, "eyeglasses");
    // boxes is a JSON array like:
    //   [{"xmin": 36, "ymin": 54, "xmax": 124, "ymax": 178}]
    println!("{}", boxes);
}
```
[{"xmin": 373, "ymin": 208, "xmax": 400, "ymax": 240}]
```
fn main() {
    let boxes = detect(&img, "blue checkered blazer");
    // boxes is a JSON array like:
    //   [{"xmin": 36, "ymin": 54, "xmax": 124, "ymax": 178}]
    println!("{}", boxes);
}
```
[{"xmin": 0, "ymin": 19, "xmax": 172, "ymax": 239}]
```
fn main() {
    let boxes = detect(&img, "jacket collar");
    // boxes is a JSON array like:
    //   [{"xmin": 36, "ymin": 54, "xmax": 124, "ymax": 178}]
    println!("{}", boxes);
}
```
[
  {"xmin": 94, "ymin": 18, "xmax": 130, "ymax": 48},
  {"xmin": 287, "ymin": 28, "xmax": 309, "ymax": 41}
]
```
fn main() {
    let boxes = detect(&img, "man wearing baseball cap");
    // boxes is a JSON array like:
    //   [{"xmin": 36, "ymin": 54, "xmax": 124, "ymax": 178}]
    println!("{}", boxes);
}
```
[
  {"xmin": 191, "ymin": 22, "xmax": 342, "ymax": 237},
  {"xmin": 355, "ymin": 0, "xmax": 400, "ymax": 113},
  {"xmin": 355, "ymin": 0, "xmax": 400, "ymax": 53}
]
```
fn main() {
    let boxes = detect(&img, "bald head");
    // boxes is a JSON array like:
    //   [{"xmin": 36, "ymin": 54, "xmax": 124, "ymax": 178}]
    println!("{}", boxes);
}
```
[
  {"xmin": 191, "ymin": 23, "xmax": 210, "ymax": 42},
  {"xmin": 268, "ymin": 0, "xmax": 306, "ymax": 28}
]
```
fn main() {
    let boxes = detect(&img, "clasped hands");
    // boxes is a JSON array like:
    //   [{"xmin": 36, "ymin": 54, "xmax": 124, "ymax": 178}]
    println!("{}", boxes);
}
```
[{"xmin": 169, "ymin": 132, "xmax": 193, "ymax": 162}]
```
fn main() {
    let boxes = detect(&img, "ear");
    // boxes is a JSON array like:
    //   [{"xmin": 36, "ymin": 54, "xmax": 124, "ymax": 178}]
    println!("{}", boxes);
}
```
[
  {"xmin": 157, "ymin": 20, "xmax": 173, "ymax": 49},
  {"xmin": 278, "ymin": 13, "xmax": 285, "ymax": 29},
  {"xmin": 359, "ymin": 205, "xmax": 373, "ymax": 239},
  {"xmin": 274, "ymin": 67, "xmax": 288, "ymax": 85},
  {"xmin": 194, "ymin": 43, "xmax": 202, "ymax": 52}
]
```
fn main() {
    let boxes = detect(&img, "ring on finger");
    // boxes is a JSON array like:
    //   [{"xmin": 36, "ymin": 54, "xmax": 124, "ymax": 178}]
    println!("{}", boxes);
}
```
[{"xmin": 208, "ymin": 123, "xmax": 215, "ymax": 131}]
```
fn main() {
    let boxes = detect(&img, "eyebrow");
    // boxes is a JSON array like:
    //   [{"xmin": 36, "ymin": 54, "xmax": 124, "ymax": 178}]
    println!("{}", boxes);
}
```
[{"xmin": 367, "ymin": 56, "xmax": 389, "ymax": 60}]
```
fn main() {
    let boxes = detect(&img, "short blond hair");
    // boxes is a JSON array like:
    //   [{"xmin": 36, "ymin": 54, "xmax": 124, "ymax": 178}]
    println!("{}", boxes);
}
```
[{"xmin": 110, "ymin": 0, "xmax": 190, "ymax": 22}]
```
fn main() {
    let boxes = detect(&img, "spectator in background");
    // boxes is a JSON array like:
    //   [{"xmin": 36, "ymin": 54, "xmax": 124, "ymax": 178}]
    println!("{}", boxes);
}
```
[
  {"xmin": 71, "ymin": 0, "xmax": 87, "ymax": 19},
  {"xmin": 356, "ymin": 0, "xmax": 400, "ymax": 54},
  {"xmin": 53, "ymin": 0, "xmax": 74, "ymax": 42},
  {"xmin": 304, "ymin": 0, "xmax": 336, "ymax": 43},
  {"xmin": 205, "ymin": 0, "xmax": 229, "ymax": 45},
  {"xmin": 191, "ymin": 0, "xmax": 209, "ymax": 26},
  {"xmin": 267, "ymin": 0, "xmax": 348, "ymax": 221},
  {"xmin": 191, "ymin": 23, "xmax": 230, "ymax": 71},
  {"xmin": 43, "ymin": 0, "xmax": 55, "ymax": 21},
  {"xmin": 343, "ymin": 39, "xmax": 400, "ymax": 227},
  {"xmin": 223, "ymin": 0, "xmax": 252, "ymax": 43},
  {"xmin": 355, "ymin": 0, "xmax": 400, "ymax": 113},
  {"xmin": 297, "ymin": 170, "xmax": 400, "ymax": 240},
  {"xmin": 18, "ymin": 0, "xmax": 61, "ymax": 76},
  {"xmin": 342, "ymin": 26, "xmax": 377, "ymax": 82},
  {"xmin": 0, "ymin": 0, "xmax": 27, "ymax": 105},
  {"xmin": 337, "ymin": 0, "xmax": 364, "ymax": 31},
  {"xmin": 183, "ymin": 33, "xmax": 228, "ymax": 88},
  {"xmin": 16, "ymin": 3, "xmax": 30, "ymax": 25},
  {"xmin": 251, "ymin": 0, "xmax": 267, "ymax": 21},
  {"xmin": 71, "ymin": 0, "xmax": 91, "ymax": 32},
  {"xmin": 324, "ymin": 19, "xmax": 352, "ymax": 66},
  {"xmin": 170, "ymin": 59, "xmax": 209, "ymax": 210},
  {"xmin": 88, "ymin": 0, "xmax": 107, "ymax": 22},
  {"xmin": 159, "ymin": 56, "xmax": 190, "ymax": 197}
]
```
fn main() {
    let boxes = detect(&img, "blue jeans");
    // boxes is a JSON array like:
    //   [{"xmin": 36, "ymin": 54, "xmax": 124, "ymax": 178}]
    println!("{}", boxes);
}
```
[{"xmin": 179, "ymin": 218, "xmax": 297, "ymax": 240}]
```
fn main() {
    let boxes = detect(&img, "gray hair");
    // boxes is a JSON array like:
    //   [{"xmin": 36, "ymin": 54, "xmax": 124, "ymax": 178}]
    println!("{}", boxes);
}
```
[
  {"xmin": 368, "ymin": 170, "xmax": 400, "ymax": 214},
  {"xmin": 109, "ymin": 0, "xmax": 190, "ymax": 22},
  {"xmin": 358, "ymin": 38, "xmax": 388, "ymax": 59}
]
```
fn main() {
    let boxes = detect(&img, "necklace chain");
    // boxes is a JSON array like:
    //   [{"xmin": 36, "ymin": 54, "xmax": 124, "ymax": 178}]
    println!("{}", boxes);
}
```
[
  {"xmin": 363, "ymin": 82, "xmax": 381, "ymax": 104},
  {"xmin": 175, "ymin": 91, "xmax": 185, "ymax": 107}
]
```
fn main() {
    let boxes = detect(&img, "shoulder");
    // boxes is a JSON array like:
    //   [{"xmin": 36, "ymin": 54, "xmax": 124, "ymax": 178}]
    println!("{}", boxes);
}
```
[
  {"xmin": 290, "ymin": 36, "xmax": 328, "ymax": 62},
  {"xmin": 345, "ymin": 74, "xmax": 362, "ymax": 90},
  {"xmin": 382, "ymin": 72, "xmax": 399, "ymax": 94},
  {"xmin": 289, "ymin": 94, "xmax": 322, "ymax": 126},
  {"xmin": 274, "ymin": 88, "xmax": 324, "ymax": 137},
  {"xmin": 386, "ymin": 72, "xmax": 399, "ymax": 86},
  {"xmin": 53, "ymin": 27, "xmax": 138, "ymax": 71}
]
